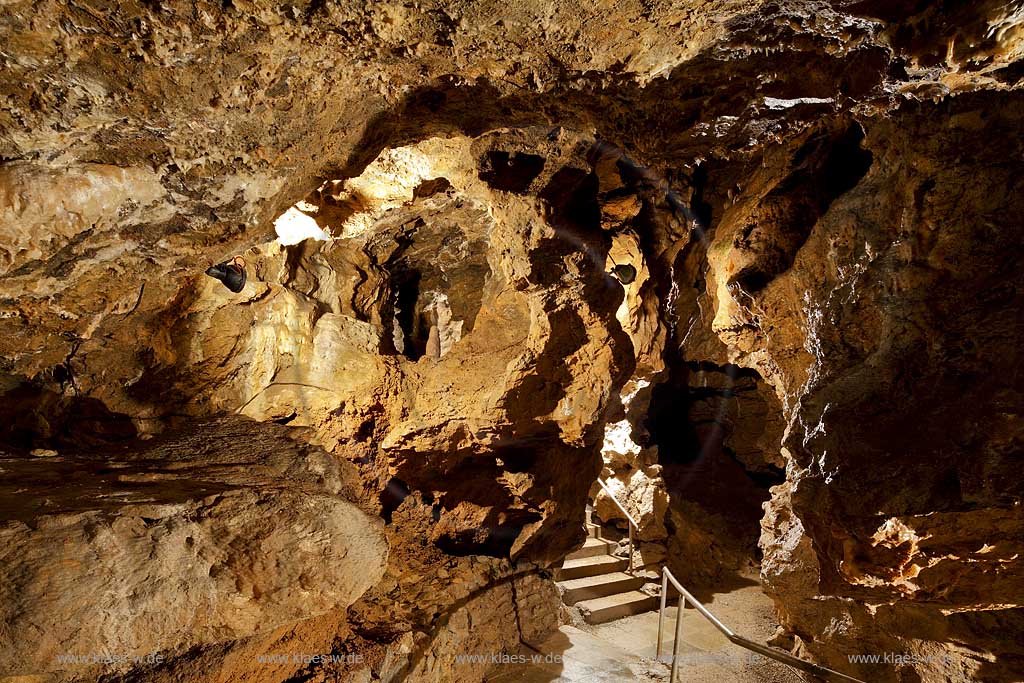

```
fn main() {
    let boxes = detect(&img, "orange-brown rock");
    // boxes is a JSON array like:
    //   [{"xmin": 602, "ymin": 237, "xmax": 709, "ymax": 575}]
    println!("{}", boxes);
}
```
[
  {"xmin": 2, "ymin": 1, "xmax": 1024, "ymax": 682},
  {"xmin": 0, "ymin": 417, "xmax": 388, "ymax": 682}
]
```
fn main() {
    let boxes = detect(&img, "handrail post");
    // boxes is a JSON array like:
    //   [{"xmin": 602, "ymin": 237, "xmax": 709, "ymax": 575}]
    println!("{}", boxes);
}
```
[
  {"xmin": 627, "ymin": 522, "xmax": 634, "ymax": 572},
  {"xmin": 656, "ymin": 569, "xmax": 668, "ymax": 659},
  {"xmin": 671, "ymin": 594, "xmax": 684, "ymax": 683},
  {"xmin": 656, "ymin": 565, "xmax": 868, "ymax": 683}
]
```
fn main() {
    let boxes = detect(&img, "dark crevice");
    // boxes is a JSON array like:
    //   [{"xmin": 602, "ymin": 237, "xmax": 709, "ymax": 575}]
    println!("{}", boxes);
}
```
[
  {"xmin": 690, "ymin": 161, "xmax": 714, "ymax": 230},
  {"xmin": 380, "ymin": 477, "xmax": 411, "ymax": 524},
  {"xmin": 993, "ymin": 60, "xmax": 1024, "ymax": 86},
  {"xmin": 731, "ymin": 121, "xmax": 873, "ymax": 294},
  {"xmin": 479, "ymin": 151, "xmax": 546, "ymax": 193},
  {"xmin": 817, "ymin": 121, "xmax": 874, "ymax": 199},
  {"xmin": 391, "ymin": 268, "xmax": 425, "ymax": 360},
  {"xmin": 645, "ymin": 359, "xmax": 785, "ymax": 574},
  {"xmin": 0, "ymin": 382, "xmax": 138, "ymax": 451},
  {"xmin": 413, "ymin": 176, "xmax": 453, "ymax": 198}
]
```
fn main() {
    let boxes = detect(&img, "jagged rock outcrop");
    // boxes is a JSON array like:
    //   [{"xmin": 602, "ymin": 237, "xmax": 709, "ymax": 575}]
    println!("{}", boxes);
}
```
[
  {"xmin": 0, "ymin": 126, "xmax": 630, "ymax": 680},
  {"xmin": 2, "ymin": 1, "xmax": 1024, "ymax": 682},
  {"xmin": 666, "ymin": 88, "xmax": 1024, "ymax": 681},
  {"xmin": 330, "ymin": 498, "xmax": 563, "ymax": 683},
  {"xmin": 120, "ymin": 130, "xmax": 633, "ymax": 566},
  {"xmin": 594, "ymin": 377, "xmax": 672, "ymax": 569},
  {"xmin": 737, "ymin": 94, "xmax": 1024, "ymax": 683}
]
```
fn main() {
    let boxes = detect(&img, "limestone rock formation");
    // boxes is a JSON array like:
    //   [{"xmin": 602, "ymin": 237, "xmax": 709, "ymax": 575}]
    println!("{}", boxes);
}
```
[
  {"xmin": 2, "ymin": 1, "xmax": 1024, "ymax": 682},
  {"xmin": 739, "ymin": 96, "xmax": 1024, "ymax": 683},
  {"xmin": 0, "ymin": 417, "xmax": 388, "ymax": 682}
]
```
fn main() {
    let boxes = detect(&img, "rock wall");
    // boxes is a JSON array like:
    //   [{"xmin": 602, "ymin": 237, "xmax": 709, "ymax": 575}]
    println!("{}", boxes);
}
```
[
  {"xmin": 742, "ymin": 95, "xmax": 1024, "ymax": 683},
  {"xmin": 0, "ymin": 127, "xmax": 626, "ymax": 680},
  {"xmin": 667, "ymin": 91, "xmax": 1024, "ymax": 680},
  {"xmin": 2, "ymin": 1, "xmax": 1024, "ymax": 682}
]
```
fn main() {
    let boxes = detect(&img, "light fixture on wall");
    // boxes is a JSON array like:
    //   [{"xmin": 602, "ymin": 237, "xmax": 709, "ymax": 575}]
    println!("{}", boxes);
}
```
[
  {"xmin": 205, "ymin": 256, "xmax": 247, "ymax": 293},
  {"xmin": 608, "ymin": 254, "xmax": 637, "ymax": 285}
]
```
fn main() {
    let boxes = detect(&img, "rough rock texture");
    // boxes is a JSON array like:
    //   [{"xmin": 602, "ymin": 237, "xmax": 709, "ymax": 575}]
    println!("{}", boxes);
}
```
[
  {"xmin": 595, "ymin": 379, "xmax": 670, "ymax": 543},
  {"xmin": 662, "ymin": 87, "xmax": 1024, "ymax": 683},
  {"xmin": 128, "ymin": 130, "xmax": 632, "ymax": 566},
  {"xmin": 0, "ymin": 124, "xmax": 625, "ymax": 679},
  {"xmin": 639, "ymin": 361, "xmax": 787, "ymax": 589},
  {"xmin": 736, "ymin": 95, "xmax": 1024, "ymax": 683},
  {"xmin": 0, "ymin": 417, "xmax": 388, "ymax": 682},
  {"xmin": 2, "ymin": 1, "xmax": 1024, "ymax": 682}
]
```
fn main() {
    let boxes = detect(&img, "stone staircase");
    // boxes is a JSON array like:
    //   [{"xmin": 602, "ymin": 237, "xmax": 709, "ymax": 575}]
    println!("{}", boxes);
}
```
[{"xmin": 555, "ymin": 509, "xmax": 658, "ymax": 625}]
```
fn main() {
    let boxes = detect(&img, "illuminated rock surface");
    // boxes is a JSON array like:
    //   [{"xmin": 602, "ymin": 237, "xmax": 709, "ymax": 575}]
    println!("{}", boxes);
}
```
[{"xmin": 1, "ymin": 1, "xmax": 1023, "ymax": 681}]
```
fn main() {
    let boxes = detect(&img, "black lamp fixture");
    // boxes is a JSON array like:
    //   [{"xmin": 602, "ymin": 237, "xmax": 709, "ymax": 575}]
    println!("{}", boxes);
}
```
[
  {"xmin": 608, "ymin": 250, "xmax": 637, "ymax": 285},
  {"xmin": 205, "ymin": 256, "xmax": 247, "ymax": 293}
]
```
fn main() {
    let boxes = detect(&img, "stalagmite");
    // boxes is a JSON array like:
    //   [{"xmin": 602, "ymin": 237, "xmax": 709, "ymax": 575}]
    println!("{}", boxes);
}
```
[{"xmin": 426, "ymin": 324, "xmax": 441, "ymax": 361}]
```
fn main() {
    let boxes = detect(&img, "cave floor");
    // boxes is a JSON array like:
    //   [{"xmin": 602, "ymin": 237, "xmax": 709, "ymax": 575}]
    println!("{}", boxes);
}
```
[{"xmin": 485, "ymin": 577, "xmax": 803, "ymax": 682}]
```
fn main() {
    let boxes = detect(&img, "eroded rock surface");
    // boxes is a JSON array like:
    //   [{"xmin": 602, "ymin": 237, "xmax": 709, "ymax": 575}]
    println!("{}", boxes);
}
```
[
  {"xmin": 659, "ymin": 90, "xmax": 1024, "ymax": 681},
  {"xmin": 0, "ymin": 417, "xmax": 388, "ymax": 682},
  {"xmin": 2, "ymin": 1, "xmax": 1024, "ymax": 682}
]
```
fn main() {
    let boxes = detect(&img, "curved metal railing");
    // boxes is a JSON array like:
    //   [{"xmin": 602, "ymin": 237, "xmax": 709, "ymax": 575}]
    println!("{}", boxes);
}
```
[
  {"xmin": 596, "ymin": 477, "xmax": 639, "ymax": 572},
  {"xmin": 657, "ymin": 566, "xmax": 866, "ymax": 683},
  {"xmin": 593, "ymin": 480, "xmax": 865, "ymax": 682}
]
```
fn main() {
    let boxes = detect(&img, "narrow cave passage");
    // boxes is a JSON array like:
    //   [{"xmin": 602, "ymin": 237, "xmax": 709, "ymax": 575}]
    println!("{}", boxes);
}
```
[
  {"xmin": 543, "ymin": 140, "xmax": 815, "ymax": 683},
  {"xmin": 390, "ymin": 267, "xmax": 425, "ymax": 359},
  {"xmin": 646, "ymin": 361, "xmax": 786, "ymax": 571}
]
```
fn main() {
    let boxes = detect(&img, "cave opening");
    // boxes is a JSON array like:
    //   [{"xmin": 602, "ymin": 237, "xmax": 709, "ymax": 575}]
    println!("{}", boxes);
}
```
[
  {"xmin": 255, "ymin": 141, "xmax": 496, "ymax": 368},
  {"xmin": 380, "ymin": 477, "xmax": 412, "ymax": 524},
  {"xmin": 378, "ymin": 218, "xmax": 492, "ymax": 362},
  {"xmin": 645, "ymin": 360, "xmax": 786, "ymax": 571},
  {"xmin": 479, "ymin": 150, "xmax": 546, "ymax": 193},
  {"xmin": 390, "ymin": 267, "xmax": 426, "ymax": 359}
]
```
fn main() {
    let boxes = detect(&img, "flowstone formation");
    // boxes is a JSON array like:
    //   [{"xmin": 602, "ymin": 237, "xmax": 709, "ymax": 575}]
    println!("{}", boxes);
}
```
[{"xmin": 2, "ymin": 1, "xmax": 1024, "ymax": 682}]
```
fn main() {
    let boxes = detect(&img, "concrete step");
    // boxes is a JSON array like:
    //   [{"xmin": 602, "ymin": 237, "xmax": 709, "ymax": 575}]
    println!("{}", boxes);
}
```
[
  {"xmin": 565, "ymin": 537, "xmax": 617, "ymax": 561},
  {"xmin": 586, "ymin": 522, "xmax": 600, "ymax": 539},
  {"xmin": 556, "ymin": 554, "xmax": 628, "ymax": 581},
  {"xmin": 557, "ymin": 571, "xmax": 645, "ymax": 605},
  {"xmin": 576, "ymin": 590, "xmax": 659, "ymax": 625}
]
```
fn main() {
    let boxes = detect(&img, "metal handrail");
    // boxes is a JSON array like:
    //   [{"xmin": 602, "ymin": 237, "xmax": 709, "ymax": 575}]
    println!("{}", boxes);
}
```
[
  {"xmin": 596, "ymin": 478, "xmax": 637, "ymax": 572},
  {"xmin": 656, "ymin": 566, "xmax": 866, "ymax": 683}
]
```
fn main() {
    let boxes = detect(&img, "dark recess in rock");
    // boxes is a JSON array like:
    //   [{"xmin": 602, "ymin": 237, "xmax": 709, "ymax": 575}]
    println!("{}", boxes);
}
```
[{"xmin": 479, "ymin": 150, "xmax": 546, "ymax": 193}]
